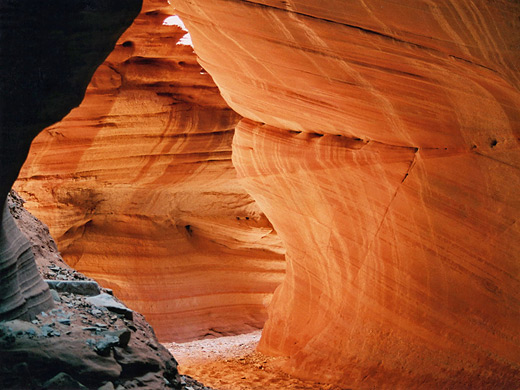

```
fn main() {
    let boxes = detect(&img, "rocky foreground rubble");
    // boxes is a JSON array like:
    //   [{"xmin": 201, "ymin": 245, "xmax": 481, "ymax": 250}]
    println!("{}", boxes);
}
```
[{"xmin": 1, "ymin": 191, "xmax": 213, "ymax": 390}]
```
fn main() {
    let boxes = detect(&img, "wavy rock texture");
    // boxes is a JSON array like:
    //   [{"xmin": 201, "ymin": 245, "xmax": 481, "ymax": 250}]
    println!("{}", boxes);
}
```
[
  {"xmin": 174, "ymin": 0, "xmax": 520, "ymax": 388},
  {"xmin": 0, "ymin": 0, "xmax": 141, "ymax": 322},
  {"xmin": 2, "ymin": 190, "xmax": 186, "ymax": 390},
  {"xmin": 0, "ymin": 195, "xmax": 53, "ymax": 320},
  {"xmin": 16, "ymin": 0, "xmax": 285, "ymax": 341}
]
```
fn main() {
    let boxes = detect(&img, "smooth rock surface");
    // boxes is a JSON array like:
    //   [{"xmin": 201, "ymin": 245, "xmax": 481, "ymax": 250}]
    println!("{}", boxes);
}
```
[
  {"xmin": 16, "ymin": 0, "xmax": 285, "ymax": 341},
  {"xmin": 174, "ymin": 0, "xmax": 520, "ymax": 388}
]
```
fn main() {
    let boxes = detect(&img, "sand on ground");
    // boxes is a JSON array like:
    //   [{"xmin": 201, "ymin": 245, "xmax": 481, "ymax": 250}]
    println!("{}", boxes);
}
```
[{"xmin": 164, "ymin": 331, "xmax": 345, "ymax": 390}]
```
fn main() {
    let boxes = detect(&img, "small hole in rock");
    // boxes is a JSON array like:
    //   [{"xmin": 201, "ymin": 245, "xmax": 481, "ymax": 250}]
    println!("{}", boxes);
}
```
[
  {"xmin": 490, "ymin": 139, "xmax": 498, "ymax": 148},
  {"xmin": 122, "ymin": 41, "xmax": 133, "ymax": 48}
]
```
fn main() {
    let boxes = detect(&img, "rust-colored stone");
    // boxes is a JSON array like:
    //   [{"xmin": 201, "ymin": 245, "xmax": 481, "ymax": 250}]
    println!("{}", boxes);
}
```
[
  {"xmin": 16, "ymin": 0, "xmax": 284, "ymax": 342},
  {"xmin": 174, "ymin": 0, "xmax": 520, "ymax": 388}
]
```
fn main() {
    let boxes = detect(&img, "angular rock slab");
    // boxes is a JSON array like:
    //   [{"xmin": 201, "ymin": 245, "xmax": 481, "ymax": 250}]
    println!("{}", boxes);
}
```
[
  {"xmin": 46, "ymin": 280, "xmax": 102, "ymax": 296},
  {"xmin": 86, "ymin": 294, "xmax": 134, "ymax": 320}
]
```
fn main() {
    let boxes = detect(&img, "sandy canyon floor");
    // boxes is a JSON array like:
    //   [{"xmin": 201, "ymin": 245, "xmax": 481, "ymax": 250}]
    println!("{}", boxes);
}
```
[{"xmin": 165, "ymin": 332, "xmax": 345, "ymax": 390}]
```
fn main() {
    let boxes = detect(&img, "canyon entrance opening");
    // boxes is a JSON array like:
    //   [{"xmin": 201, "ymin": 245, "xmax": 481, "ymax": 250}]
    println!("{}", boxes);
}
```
[{"xmin": 3, "ymin": 0, "xmax": 520, "ymax": 389}]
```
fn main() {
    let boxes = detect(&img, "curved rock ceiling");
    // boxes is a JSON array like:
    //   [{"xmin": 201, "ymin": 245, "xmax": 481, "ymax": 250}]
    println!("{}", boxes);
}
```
[
  {"xmin": 15, "ymin": 0, "xmax": 285, "ymax": 342},
  {"xmin": 171, "ymin": 0, "xmax": 519, "ymax": 388}
]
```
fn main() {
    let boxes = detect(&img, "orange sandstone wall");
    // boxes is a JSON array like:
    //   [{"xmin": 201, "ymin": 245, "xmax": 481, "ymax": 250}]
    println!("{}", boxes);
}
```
[
  {"xmin": 15, "ymin": 0, "xmax": 285, "ymax": 342},
  {"xmin": 174, "ymin": 0, "xmax": 520, "ymax": 388}
]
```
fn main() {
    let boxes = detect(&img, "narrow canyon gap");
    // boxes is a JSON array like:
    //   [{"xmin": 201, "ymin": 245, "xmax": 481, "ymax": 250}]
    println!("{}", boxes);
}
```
[
  {"xmin": 171, "ymin": 0, "xmax": 520, "ymax": 389},
  {"xmin": 15, "ymin": 0, "xmax": 285, "ymax": 342},
  {"xmin": 12, "ymin": 0, "xmax": 520, "ymax": 389}
]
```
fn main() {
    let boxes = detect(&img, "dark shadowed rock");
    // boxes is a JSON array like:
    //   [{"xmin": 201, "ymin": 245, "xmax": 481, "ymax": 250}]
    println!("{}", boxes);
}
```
[
  {"xmin": 94, "ymin": 334, "xmax": 120, "ymax": 357},
  {"xmin": 86, "ymin": 294, "xmax": 134, "ymax": 320},
  {"xmin": 103, "ymin": 329, "xmax": 132, "ymax": 348},
  {"xmin": 0, "ymin": 1, "xmax": 142, "ymax": 204},
  {"xmin": 1, "ymin": 198, "xmax": 216, "ymax": 389},
  {"xmin": 43, "ymin": 372, "xmax": 88, "ymax": 390},
  {"xmin": 47, "ymin": 280, "xmax": 102, "ymax": 296},
  {"xmin": 0, "ymin": 0, "xmax": 142, "ymax": 326},
  {"xmin": 97, "ymin": 382, "xmax": 116, "ymax": 390}
]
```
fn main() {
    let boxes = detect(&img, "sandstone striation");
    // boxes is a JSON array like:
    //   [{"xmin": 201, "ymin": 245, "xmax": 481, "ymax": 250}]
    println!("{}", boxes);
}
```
[
  {"xmin": 1, "ymin": 195, "xmax": 53, "ymax": 321},
  {"xmin": 15, "ymin": 0, "xmax": 285, "ymax": 341},
  {"xmin": 173, "ymin": 0, "xmax": 520, "ymax": 388},
  {"xmin": 2, "ymin": 191, "xmax": 213, "ymax": 390},
  {"xmin": 1, "ymin": 0, "xmax": 141, "ymax": 323}
]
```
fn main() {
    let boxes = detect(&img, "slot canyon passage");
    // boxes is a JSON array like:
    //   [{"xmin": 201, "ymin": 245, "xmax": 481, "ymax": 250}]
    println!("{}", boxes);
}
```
[{"xmin": 2, "ymin": 0, "xmax": 520, "ymax": 389}]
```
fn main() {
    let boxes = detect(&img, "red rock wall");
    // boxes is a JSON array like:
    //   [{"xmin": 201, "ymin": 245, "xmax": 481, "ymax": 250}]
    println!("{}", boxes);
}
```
[
  {"xmin": 16, "ymin": 0, "xmax": 285, "ymax": 342},
  {"xmin": 174, "ymin": 0, "xmax": 520, "ymax": 388}
]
